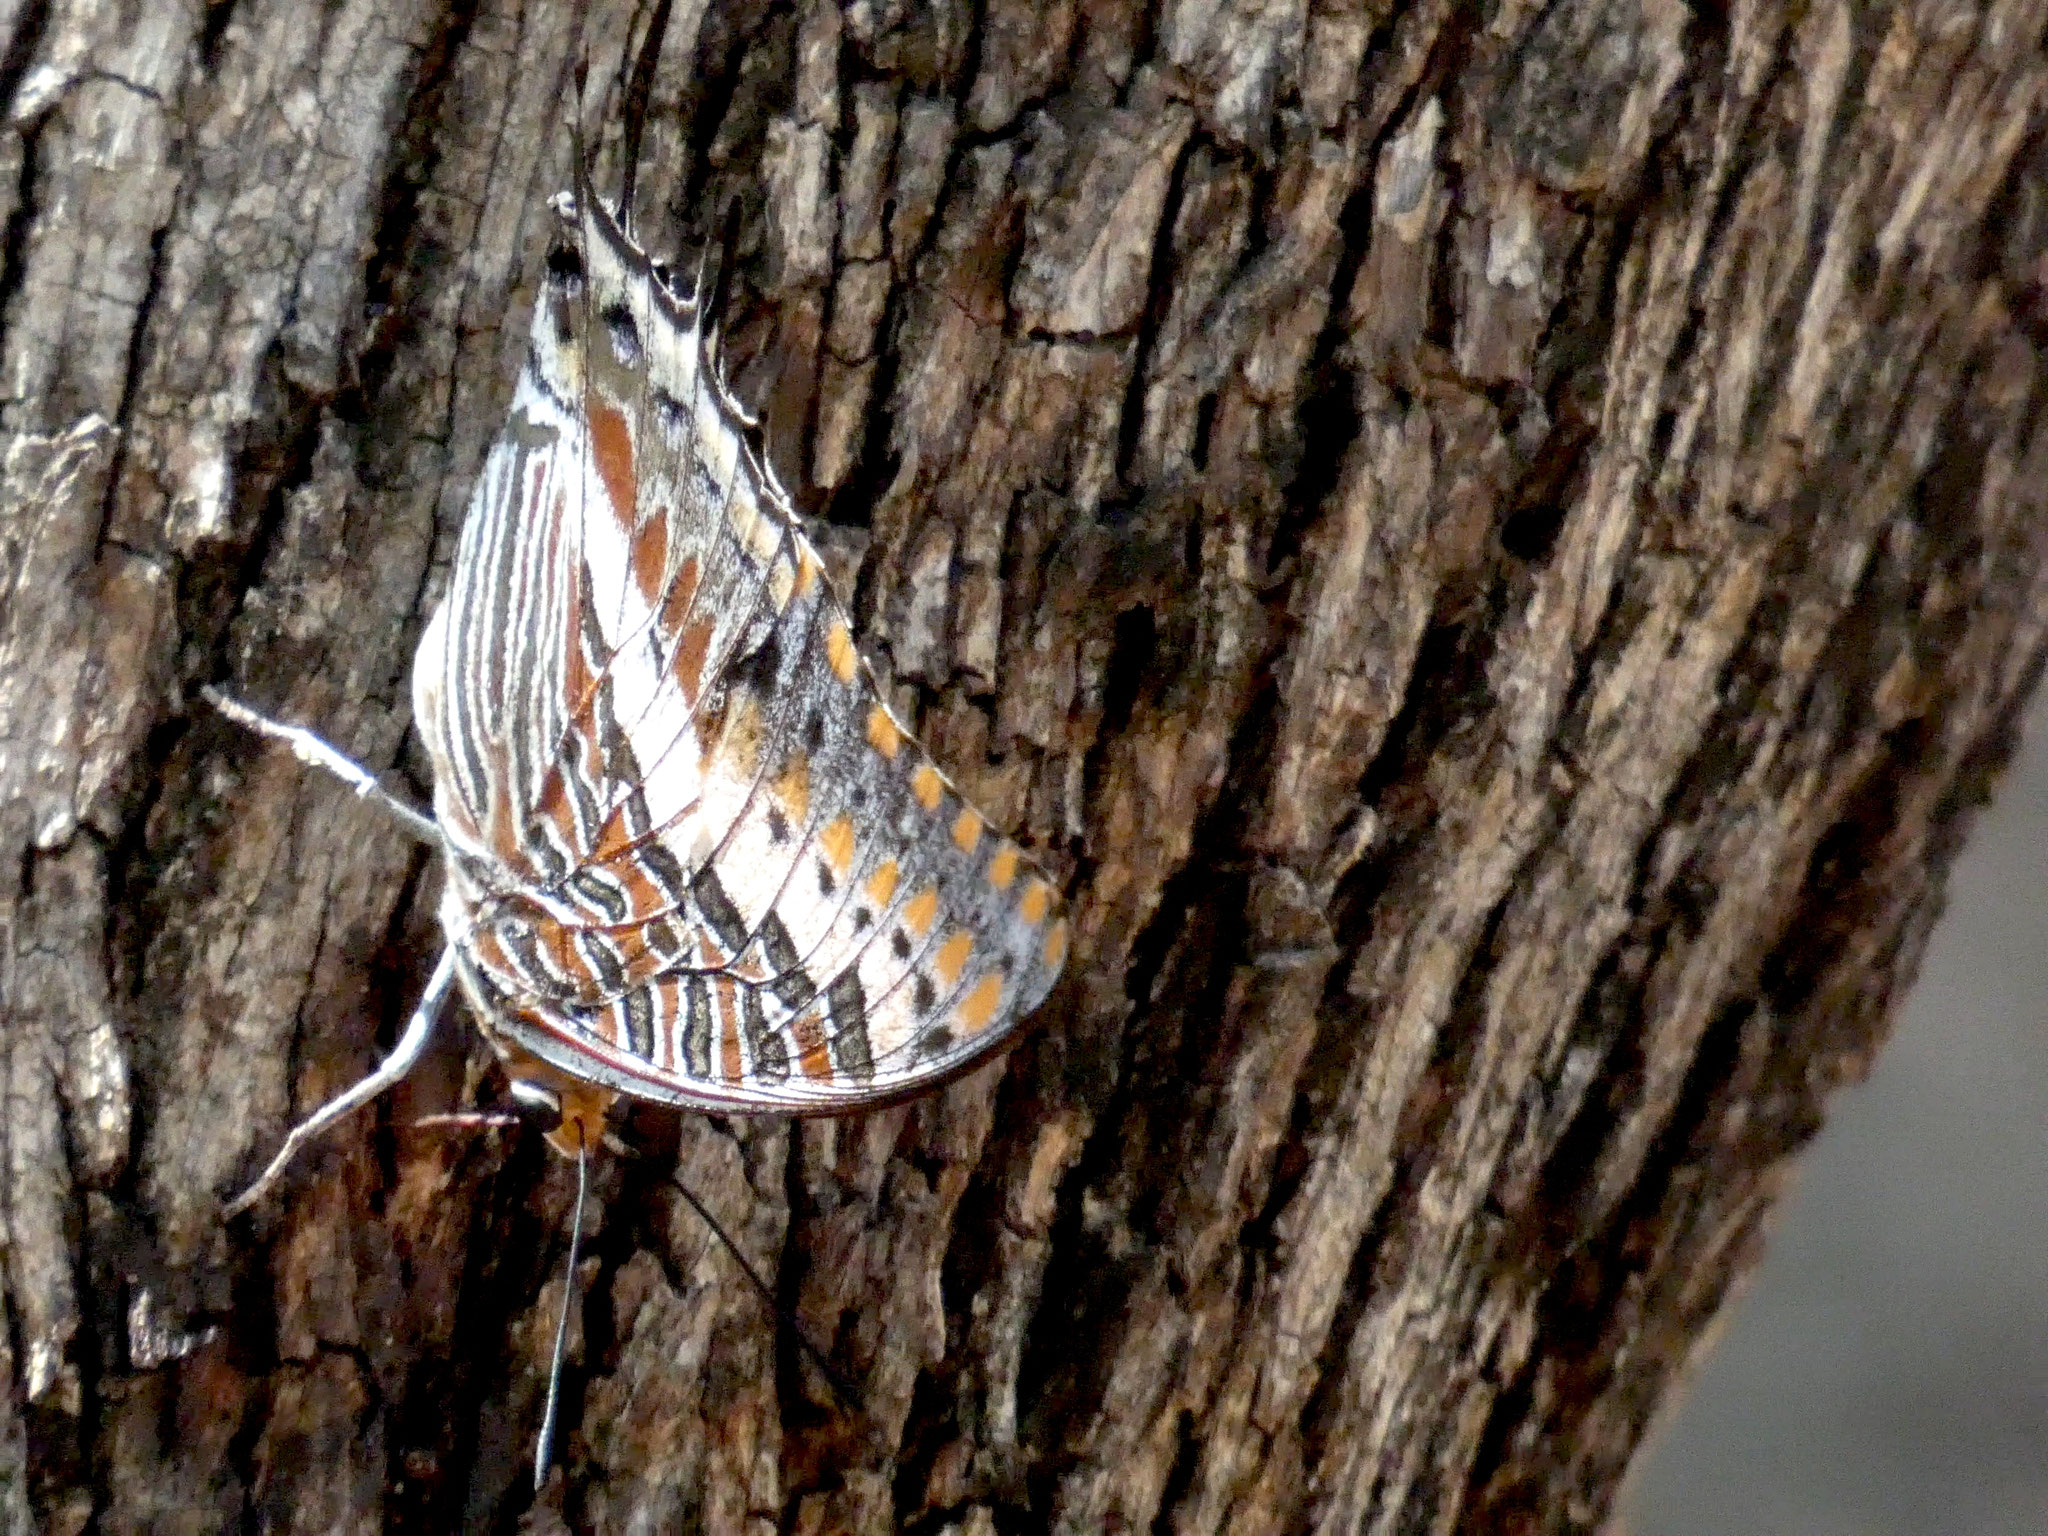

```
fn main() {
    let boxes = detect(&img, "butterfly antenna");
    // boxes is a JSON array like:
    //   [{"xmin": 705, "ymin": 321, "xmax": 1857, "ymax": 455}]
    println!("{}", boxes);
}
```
[
  {"xmin": 667, "ymin": 1175, "xmax": 867, "ymax": 1414},
  {"xmin": 533, "ymin": 1131, "xmax": 589, "ymax": 1494}
]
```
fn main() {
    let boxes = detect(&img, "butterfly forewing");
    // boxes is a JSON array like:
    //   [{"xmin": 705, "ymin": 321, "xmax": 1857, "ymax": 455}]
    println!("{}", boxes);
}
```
[{"xmin": 413, "ymin": 190, "xmax": 1067, "ymax": 1113}]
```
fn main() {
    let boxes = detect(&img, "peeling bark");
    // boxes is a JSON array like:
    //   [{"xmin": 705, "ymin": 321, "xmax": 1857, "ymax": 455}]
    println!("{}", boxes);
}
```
[{"xmin": 2, "ymin": 1, "xmax": 2045, "ymax": 1531}]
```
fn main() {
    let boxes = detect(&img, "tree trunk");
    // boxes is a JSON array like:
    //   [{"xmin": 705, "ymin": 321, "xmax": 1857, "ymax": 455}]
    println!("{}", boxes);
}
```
[{"xmin": 2, "ymin": 0, "xmax": 2044, "ymax": 1530}]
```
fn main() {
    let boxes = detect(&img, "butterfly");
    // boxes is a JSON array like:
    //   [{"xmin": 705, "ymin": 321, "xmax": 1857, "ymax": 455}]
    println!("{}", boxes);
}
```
[
  {"xmin": 415, "ymin": 176, "xmax": 1068, "ymax": 1125},
  {"xmin": 214, "ymin": 125, "xmax": 1067, "ymax": 1489}
]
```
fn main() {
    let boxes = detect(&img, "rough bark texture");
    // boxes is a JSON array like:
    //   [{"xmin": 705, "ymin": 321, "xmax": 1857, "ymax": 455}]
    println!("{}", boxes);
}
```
[{"xmin": 2, "ymin": 0, "xmax": 2045, "ymax": 1531}]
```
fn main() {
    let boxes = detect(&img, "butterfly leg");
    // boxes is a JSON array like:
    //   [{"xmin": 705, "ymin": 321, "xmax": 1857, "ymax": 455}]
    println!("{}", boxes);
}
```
[
  {"xmin": 223, "ymin": 944, "xmax": 459, "ymax": 1217},
  {"xmin": 203, "ymin": 686, "xmax": 439, "ymax": 845},
  {"xmin": 409, "ymin": 1111, "xmax": 523, "ymax": 1131}
]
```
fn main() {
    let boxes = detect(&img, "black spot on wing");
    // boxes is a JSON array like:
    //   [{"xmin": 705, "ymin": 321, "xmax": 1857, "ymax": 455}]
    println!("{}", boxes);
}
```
[
  {"xmin": 621, "ymin": 985, "xmax": 655, "ymax": 1059},
  {"xmin": 729, "ymin": 627, "xmax": 781, "ymax": 699},
  {"xmin": 741, "ymin": 985, "xmax": 788, "ymax": 1082},
  {"xmin": 639, "ymin": 841, "xmax": 690, "ymax": 905},
  {"xmin": 692, "ymin": 866, "xmax": 751, "ymax": 956},
  {"xmin": 546, "ymin": 240, "xmax": 586, "ymax": 290},
  {"xmin": 758, "ymin": 913, "xmax": 815, "ymax": 1011},
  {"xmin": 827, "ymin": 971, "xmax": 872, "ymax": 1082},
  {"xmin": 683, "ymin": 975, "xmax": 714, "ymax": 1078},
  {"xmin": 580, "ymin": 930, "xmax": 627, "ymax": 994},
  {"xmin": 603, "ymin": 300, "xmax": 642, "ymax": 365}
]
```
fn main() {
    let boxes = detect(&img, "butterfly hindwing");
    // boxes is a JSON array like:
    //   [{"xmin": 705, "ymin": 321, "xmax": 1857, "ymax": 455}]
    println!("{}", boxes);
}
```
[{"xmin": 414, "ymin": 188, "xmax": 1066, "ymax": 1113}]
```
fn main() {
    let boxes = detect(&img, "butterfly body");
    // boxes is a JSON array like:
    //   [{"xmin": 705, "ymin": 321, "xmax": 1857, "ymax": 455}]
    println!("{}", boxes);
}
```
[{"xmin": 411, "ymin": 189, "xmax": 1067, "ymax": 1123}]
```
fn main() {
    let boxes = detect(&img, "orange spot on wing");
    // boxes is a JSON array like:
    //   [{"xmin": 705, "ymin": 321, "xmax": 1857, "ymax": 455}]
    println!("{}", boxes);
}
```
[
  {"xmin": 867, "ymin": 705, "xmax": 903, "ymax": 759},
  {"xmin": 610, "ymin": 859, "xmax": 668, "ymax": 936},
  {"xmin": 796, "ymin": 545, "xmax": 821, "ymax": 597},
  {"xmin": 988, "ymin": 845, "xmax": 1020, "ymax": 890},
  {"xmin": 608, "ymin": 923, "xmax": 652, "ymax": 979},
  {"xmin": 912, "ymin": 764, "xmax": 944, "ymax": 811},
  {"xmin": 716, "ymin": 977, "xmax": 743, "ymax": 1081},
  {"xmin": 935, "ymin": 931, "xmax": 973, "ymax": 987},
  {"xmin": 594, "ymin": 801, "xmax": 635, "ymax": 861},
  {"xmin": 866, "ymin": 858, "xmax": 899, "ymax": 906},
  {"xmin": 1020, "ymin": 880, "xmax": 1052, "ymax": 925},
  {"xmin": 659, "ymin": 554, "xmax": 701, "ymax": 633},
  {"xmin": 820, "ymin": 815, "xmax": 856, "ymax": 876},
  {"xmin": 474, "ymin": 928, "xmax": 512, "ymax": 975},
  {"xmin": 587, "ymin": 395, "xmax": 638, "ymax": 529},
  {"xmin": 1044, "ymin": 919, "xmax": 1069, "ymax": 970},
  {"xmin": 952, "ymin": 808, "xmax": 983, "ymax": 854},
  {"xmin": 792, "ymin": 1012, "xmax": 833, "ymax": 1080},
  {"xmin": 536, "ymin": 767, "xmax": 578, "ymax": 848},
  {"xmin": 630, "ymin": 509, "xmax": 669, "ymax": 603},
  {"xmin": 674, "ymin": 618, "xmax": 713, "ymax": 700},
  {"xmin": 956, "ymin": 973, "xmax": 1004, "ymax": 1036},
  {"xmin": 776, "ymin": 753, "xmax": 811, "ymax": 824},
  {"xmin": 826, "ymin": 621, "xmax": 857, "ymax": 683},
  {"xmin": 485, "ymin": 773, "xmax": 525, "ymax": 871},
  {"xmin": 719, "ymin": 693, "xmax": 763, "ymax": 776},
  {"xmin": 904, "ymin": 887, "xmax": 938, "ymax": 937},
  {"xmin": 541, "ymin": 910, "xmax": 590, "ymax": 986}
]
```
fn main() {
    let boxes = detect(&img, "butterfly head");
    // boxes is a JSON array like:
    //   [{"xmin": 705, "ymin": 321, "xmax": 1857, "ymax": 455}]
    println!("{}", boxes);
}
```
[{"xmin": 503, "ymin": 1055, "xmax": 617, "ymax": 1161}]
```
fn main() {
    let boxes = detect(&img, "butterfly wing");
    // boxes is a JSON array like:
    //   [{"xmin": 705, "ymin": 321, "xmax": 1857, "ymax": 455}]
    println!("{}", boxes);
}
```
[{"xmin": 413, "ymin": 190, "xmax": 1067, "ymax": 1113}]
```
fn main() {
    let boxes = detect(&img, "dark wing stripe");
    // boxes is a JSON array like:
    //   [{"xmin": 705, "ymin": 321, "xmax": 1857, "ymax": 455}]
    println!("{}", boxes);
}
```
[
  {"xmin": 690, "ymin": 866, "xmax": 751, "ymax": 956},
  {"xmin": 683, "ymin": 974, "xmax": 714, "ymax": 1078},
  {"xmin": 567, "ymin": 867, "xmax": 630, "ymax": 924},
  {"xmin": 739, "ymin": 985, "xmax": 787, "ymax": 1083},
  {"xmin": 827, "ymin": 970, "xmax": 872, "ymax": 1083},
  {"xmin": 621, "ymin": 984, "xmax": 655, "ymax": 1060},
  {"xmin": 757, "ymin": 913, "xmax": 815, "ymax": 1011}
]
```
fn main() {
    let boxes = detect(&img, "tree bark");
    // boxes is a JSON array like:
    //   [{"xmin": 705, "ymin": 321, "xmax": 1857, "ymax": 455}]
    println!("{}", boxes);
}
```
[{"xmin": 2, "ymin": 0, "xmax": 2044, "ymax": 1530}]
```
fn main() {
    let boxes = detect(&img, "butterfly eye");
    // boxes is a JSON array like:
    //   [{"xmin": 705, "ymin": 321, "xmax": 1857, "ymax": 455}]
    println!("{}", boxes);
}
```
[
  {"xmin": 603, "ymin": 302, "xmax": 642, "ymax": 366},
  {"xmin": 507, "ymin": 1079, "xmax": 564, "ymax": 1134},
  {"xmin": 545, "ymin": 241, "xmax": 586, "ymax": 292}
]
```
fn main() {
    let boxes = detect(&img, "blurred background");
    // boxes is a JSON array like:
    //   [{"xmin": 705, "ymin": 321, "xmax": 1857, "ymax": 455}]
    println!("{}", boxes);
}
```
[{"xmin": 1626, "ymin": 695, "xmax": 2048, "ymax": 1534}]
